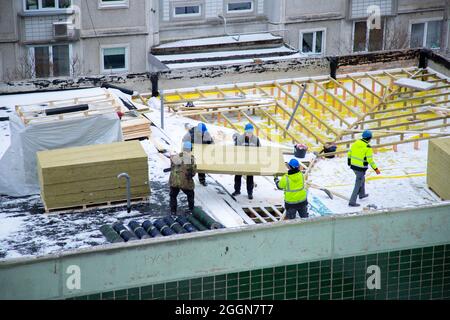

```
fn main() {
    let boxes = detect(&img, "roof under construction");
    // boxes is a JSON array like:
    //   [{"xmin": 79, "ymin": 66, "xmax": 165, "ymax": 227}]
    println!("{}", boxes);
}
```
[{"xmin": 0, "ymin": 52, "xmax": 449, "ymax": 261}]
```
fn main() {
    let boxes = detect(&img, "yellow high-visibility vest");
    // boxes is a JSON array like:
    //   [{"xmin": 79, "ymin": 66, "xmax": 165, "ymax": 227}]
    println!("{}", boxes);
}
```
[{"xmin": 348, "ymin": 139, "xmax": 377, "ymax": 170}]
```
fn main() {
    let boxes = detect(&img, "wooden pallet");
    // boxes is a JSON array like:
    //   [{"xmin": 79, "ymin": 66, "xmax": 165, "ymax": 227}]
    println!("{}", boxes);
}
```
[{"xmin": 44, "ymin": 196, "xmax": 149, "ymax": 214}]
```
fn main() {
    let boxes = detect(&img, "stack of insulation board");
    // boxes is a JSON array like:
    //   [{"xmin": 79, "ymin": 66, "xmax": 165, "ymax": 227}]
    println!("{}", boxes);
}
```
[
  {"xmin": 37, "ymin": 141, "xmax": 150, "ymax": 212},
  {"xmin": 427, "ymin": 137, "xmax": 450, "ymax": 200},
  {"xmin": 121, "ymin": 114, "xmax": 152, "ymax": 141}
]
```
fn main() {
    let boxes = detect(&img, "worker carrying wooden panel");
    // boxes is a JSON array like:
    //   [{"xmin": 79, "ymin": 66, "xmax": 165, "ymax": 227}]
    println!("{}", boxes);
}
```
[
  {"xmin": 231, "ymin": 123, "xmax": 261, "ymax": 200},
  {"xmin": 169, "ymin": 141, "xmax": 197, "ymax": 215},
  {"xmin": 182, "ymin": 123, "xmax": 214, "ymax": 186}
]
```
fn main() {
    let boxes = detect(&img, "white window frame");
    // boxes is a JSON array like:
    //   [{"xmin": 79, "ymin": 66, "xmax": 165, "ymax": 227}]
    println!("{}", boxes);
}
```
[
  {"xmin": 29, "ymin": 44, "xmax": 73, "ymax": 78},
  {"xmin": 173, "ymin": 4, "xmax": 202, "ymax": 17},
  {"xmin": 98, "ymin": 0, "xmax": 129, "ymax": 9},
  {"xmin": 409, "ymin": 17, "xmax": 443, "ymax": 49},
  {"xmin": 100, "ymin": 44, "xmax": 130, "ymax": 74},
  {"xmin": 352, "ymin": 19, "xmax": 386, "ymax": 53},
  {"xmin": 226, "ymin": 1, "xmax": 254, "ymax": 14},
  {"xmin": 299, "ymin": 28, "xmax": 326, "ymax": 56},
  {"xmin": 23, "ymin": 0, "xmax": 72, "ymax": 11}
]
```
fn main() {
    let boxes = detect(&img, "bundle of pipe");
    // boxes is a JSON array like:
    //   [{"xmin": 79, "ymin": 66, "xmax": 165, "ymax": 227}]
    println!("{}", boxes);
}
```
[
  {"xmin": 163, "ymin": 216, "xmax": 187, "ymax": 234},
  {"xmin": 192, "ymin": 207, "xmax": 224, "ymax": 230},
  {"xmin": 128, "ymin": 220, "xmax": 151, "ymax": 239},
  {"xmin": 142, "ymin": 220, "xmax": 162, "ymax": 238},
  {"xmin": 112, "ymin": 222, "xmax": 138, "ymax": 242},
  {"xmin": 153, "ymin": 219, "xmax": 176, "ymax": 236},
  {"xmin": 175, "ymin": 216, "xmax": 197, "ymax": 233},
  {"xmin": 100, "ymin": 225, "xmax": 125, "ymax": 243},
  {"xmin": 186, "ymin": 215, "xmax": 208, "ymax": 231}
]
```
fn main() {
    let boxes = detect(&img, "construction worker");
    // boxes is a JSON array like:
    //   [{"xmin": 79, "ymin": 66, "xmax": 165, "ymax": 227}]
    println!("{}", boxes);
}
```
[
  {"xmin": 169, "ymin": 141, "xmax": 197, "ymax": 215},
  {"xmin": 347, "ymin": 130, "xmax": 381, "ymax": 207},
  {"xmin": 182, "ymin": 123, "xmax": 214, "ymax": 186},
  {"xmin": 232, "ymin": 123, "xmax": 261, "ymax": 200},
  {"xmin": 274, "ymin": 159, "xmax": 308, "ymax": 219}
]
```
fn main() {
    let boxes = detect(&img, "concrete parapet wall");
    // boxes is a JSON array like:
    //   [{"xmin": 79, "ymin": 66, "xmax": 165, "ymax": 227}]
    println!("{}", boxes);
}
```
[{"xmin": 0, "ymin": 203, "xmax": 449, "ymax": 300}]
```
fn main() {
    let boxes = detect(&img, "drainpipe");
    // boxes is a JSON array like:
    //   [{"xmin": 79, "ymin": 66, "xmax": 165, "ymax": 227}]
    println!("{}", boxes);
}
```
[{"xmin": 117, "ymin": 173, "xmax": 131, "ymax": 213}]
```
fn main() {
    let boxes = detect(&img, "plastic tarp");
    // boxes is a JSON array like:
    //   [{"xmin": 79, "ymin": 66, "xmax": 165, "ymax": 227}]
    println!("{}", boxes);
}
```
[{"xmin": 0, "ymin": 113, "xmax": 123, "ymax": 197}]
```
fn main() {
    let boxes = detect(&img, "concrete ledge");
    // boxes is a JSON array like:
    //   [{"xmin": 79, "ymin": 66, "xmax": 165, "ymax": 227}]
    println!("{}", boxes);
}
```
[{"xmin": 0, "ymin": 203, "xmax": 449, "ymax": 299}]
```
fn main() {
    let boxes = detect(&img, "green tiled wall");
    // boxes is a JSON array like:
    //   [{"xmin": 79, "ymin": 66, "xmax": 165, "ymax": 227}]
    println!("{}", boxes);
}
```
[{"xmin": 72, "ymin": 244, "xmax": 450, "ymax": 300}]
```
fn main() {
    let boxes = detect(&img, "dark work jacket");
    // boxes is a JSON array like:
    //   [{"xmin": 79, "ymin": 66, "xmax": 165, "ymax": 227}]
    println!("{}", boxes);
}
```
[{"xmin": 183, "ymin": 127, "xmax": 214, "ymax": 145}]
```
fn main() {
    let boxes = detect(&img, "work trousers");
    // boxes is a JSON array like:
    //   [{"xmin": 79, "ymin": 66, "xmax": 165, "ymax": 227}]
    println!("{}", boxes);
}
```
[
  {"xmin": 349, "ymin": 169, "xmax": 366, "ymax": 204},
  {"xmin": 170, "ymin": 187, "xmax": 194, "ymax": 214},
  {"xmin": 198, "ymin": 173, "xmax": 206, "ymax": 184},
  {"xmin": 234, "ymin": 175, "xmax": 254, "ymax": 195},
  {"xmin": 285, "ymin": 201, "xmax": 308, "ymax": 219}
]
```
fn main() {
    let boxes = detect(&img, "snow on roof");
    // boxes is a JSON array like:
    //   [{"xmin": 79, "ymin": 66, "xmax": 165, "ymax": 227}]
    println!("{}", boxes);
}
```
[
  {"xmin": 154, "ymin": 33, "xmax": 283, "ymax": 49},
  {"xmin": 155, "ymin": 46, "xmax": 297, "ymax": 63},
  {"xmin": 163, "ymin": 52, "xmax": 302, "ymax": 70}
]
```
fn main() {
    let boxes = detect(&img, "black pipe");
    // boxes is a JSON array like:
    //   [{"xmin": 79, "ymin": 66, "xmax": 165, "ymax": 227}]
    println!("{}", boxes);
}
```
[
  {"xmin": 112, "ymin": 222, "xmax": 138, "ymax": 242},
  {"xmin": 153, "ymin": 219, "xmax": 176, "ymax": 236},
  {"xmin": 128, "ymin": 220, "xmax": 150, "ymax": 239},
  {"xmin": 163, "ymin": 216, "xmax": 187, "ymax": 234},
  {"xmin": 329, "ymin": 57, "xmax": 339, "ymax": 80},
  {"xmin": 150, "ymin": 73, "xmax": 159, "ymax": 97},
  {"xmin": 142, "ymin": 220, "xmax": 162, "ymax": 237},
  {"xmin": 101, "ymin": 83, "xmax": 135, "ymax": 96},
  {"xmin": 100, "ymin": 225, "xmax": 124, "ymax": 243},
  {"xmin": 175, "ymin": 216, "xmax": 197, "ymax": 233},
  {"xmin": 419, "ymin": 49, "xmax": 429, "ymax": 69},
  {"xmin": 45, "ymin": 104, "xmax": 89, "ymax": 116}
]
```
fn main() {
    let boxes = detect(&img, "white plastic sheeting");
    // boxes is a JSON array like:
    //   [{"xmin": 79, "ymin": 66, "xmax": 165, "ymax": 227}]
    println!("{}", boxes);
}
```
[{"xmin": 0, "ymin": 113, "xmax": 123, "ymax": 197}]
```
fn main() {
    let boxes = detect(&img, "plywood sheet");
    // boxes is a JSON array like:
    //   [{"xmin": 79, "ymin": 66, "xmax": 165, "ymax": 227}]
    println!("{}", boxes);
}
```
[
  {"xmin": 193, "ymin": 145, "xmax": 287, "ymax": 176},
  {"xmin": 394, "ymin": 78, "xmax": 436, "ymax": 91},
  {"xmin": 427, "ymin": 137, "xmax": 450, "ymax": 200}
]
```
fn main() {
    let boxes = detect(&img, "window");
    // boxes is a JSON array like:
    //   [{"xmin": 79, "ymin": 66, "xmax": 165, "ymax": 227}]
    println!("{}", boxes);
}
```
[
  {"xmin": 300, "ymin": 30, "xmax": 325, "ymax": 55},
  {"xmin": 24, "ymin": 0, "xmax": 71, "ymax": 11},
  {"xmin": 410, "ymin": 20, "xmax": 442, "ymax": 49},
  {"xmin": 99, "ymin": 0, "xmax": 129, "ymax": 9},
  {"xmin": 353, "ymin": 19, "xmax": 384, "ymax": 52},
  {"xmin": 101, "ymin": 46, "xmax": 129, "ymax": 73},
  {"xmin": 31, "ymin": 44, "xmax": 71, "ymax": 78},
  {"xmin": 227, "ymin": 1, "xmax": 253, "ymax": 13},
  {"xmin": 173, "ymin": 5, "xmax": 201, "ymax": 17}
]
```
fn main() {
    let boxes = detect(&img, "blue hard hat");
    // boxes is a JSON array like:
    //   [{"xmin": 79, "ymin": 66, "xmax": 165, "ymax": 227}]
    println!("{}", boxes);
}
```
[
  {"xmin": 244, "ymin": 123, "xmax": 254, "ymax": 132},
  {"xmin": 198, "ymin": 123, "xmax": 207, "ymax": 133},
  {"xmin": 362, "ymin": 130, "xmax": 373, "ymax": 139},
  {"xmin": 288, "ymin": 159, "xmax": 300, "ymax": 169},
  {"xmin": 183, "ymin": 141, "xmax": 192, "ymax": 151}
]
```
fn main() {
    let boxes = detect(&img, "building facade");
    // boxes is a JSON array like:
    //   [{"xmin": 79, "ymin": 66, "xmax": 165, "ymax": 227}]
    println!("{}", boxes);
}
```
[
  {"xmin": 0, "ymin": 0, "xmax": 448, "ymax": 81},
  {"xmin": 0, "ymin": 0, "xmax": 155, "ymax": 81}
]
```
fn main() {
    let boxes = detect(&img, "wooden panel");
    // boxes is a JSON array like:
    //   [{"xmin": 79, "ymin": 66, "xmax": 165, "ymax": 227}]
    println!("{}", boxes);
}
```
[
  {"xmin": 427, "ymin": 137, "xmax": 450, "ymax": 200},
  {"xmin": 37, "ymin": 141, "xmax": 150, "ymax": 211},
  {"xmin": 42, "ymin": 185, "xmax": 150, "ymax": 209},
  {"xmin": 193, "ymin": 145, "xmax": 286, "ymax": 176},
  {"xmin": 41, "ymin": 171, "xmax": 149, "ymax": 197},
  {"xmin": 37, "ymin": 141, "xmax": 147, "ymax": 168}
]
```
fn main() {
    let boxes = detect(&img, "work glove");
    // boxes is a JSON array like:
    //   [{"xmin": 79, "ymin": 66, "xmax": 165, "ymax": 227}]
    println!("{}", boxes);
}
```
[
  {"xmin": 347, "ymin": 158, "xmax": 351, "ymax": 167},
  {"xmin": 375, "ymin": 168, "xmax": 381, "ymax": 175}
]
